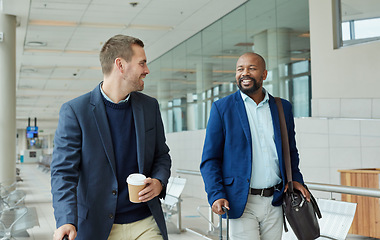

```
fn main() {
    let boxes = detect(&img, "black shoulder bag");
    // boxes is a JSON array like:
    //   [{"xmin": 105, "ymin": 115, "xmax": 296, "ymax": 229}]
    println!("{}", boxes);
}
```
[{"xmin": 275, "ymin": 97, "xmax": 322, "ymax": 240}]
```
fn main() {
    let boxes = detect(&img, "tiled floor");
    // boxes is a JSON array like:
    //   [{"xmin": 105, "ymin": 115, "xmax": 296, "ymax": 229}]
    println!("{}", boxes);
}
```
[{"xmin": 3, "ymin": 163, "xmax": 379, "ymax": 240}]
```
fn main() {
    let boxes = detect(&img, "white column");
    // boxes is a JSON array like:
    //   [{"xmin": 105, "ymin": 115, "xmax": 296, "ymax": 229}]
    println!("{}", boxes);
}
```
[
  {"xmin": 253, "ymin": 30, "xmax": 268, "ymax": 61},
  {"xmin": 267, "ymin": 28, "xmax": 290, "ymax": 98},
  {"xmin": 157, "ymin": 82, "xmax": 171, "ymax": 133},
  {"xmin": 0, "ymin": 14, "xmax": 16, "ymax": 186},
  {"xmin": 196, "ymin": 63, "xmax": 213, "ymax": 129},
  {"xmin": 186, "ymin": 93, "xmax": 196, "ymax": 131}
]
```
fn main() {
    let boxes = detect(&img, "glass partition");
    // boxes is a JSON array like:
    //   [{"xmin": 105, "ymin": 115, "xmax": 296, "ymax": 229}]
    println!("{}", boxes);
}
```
[{"xmin": 145, "ymin": 0, "xmax": 311, "ymax": 133}]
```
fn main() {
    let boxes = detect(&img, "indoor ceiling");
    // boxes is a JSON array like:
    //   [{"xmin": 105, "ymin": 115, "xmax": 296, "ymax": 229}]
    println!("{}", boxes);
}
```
[
  {"xmin": 1, "ymin": 0, "xmax": 246, "ymax": 133},
  {"xmin": 4, "ymin": 0, "xmax": 376, "ymax": 135}
]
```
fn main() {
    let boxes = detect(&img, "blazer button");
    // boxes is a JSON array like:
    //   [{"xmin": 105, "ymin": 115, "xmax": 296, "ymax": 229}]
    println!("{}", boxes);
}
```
[
  {"xmin": 112, "ymin": 190, "xmax": 117, "ymax": 195},
  {"xmin": 109, "ymin": 214, "xmax": 114, "ymax": 219}
]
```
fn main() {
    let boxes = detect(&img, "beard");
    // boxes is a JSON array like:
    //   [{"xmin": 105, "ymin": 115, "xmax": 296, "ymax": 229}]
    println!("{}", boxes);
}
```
[{"xmin": 237, "ymin": 76, "xmax": 261, "ymax": 95}]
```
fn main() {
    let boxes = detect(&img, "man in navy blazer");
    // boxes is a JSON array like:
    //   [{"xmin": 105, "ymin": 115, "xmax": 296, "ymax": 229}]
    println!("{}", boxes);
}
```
[
  {"xmin": 200, "ymin": 52, "xmax": 309, "ymax": 239},
  {"xmin": 51, "ymin": 35, "xmax": 171, "ymax": 240}
]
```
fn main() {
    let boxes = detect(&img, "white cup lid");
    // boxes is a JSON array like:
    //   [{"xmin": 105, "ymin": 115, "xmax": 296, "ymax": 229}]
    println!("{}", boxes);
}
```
[{"xmin": 127, "ymin": 173, "xmax": 146, "ymax": 185}]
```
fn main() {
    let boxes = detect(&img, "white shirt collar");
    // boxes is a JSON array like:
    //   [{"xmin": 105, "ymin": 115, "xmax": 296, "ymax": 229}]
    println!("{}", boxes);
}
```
[
  {"xmin": 240, "ymin": 88, "xmax": 269, "ymax": 105},
  {"xmin": 100, "ymin": 83, "xmax": 130, "ymax": 104}
]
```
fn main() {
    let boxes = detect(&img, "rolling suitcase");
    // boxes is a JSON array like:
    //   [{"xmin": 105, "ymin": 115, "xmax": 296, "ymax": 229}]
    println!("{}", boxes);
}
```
[{"xmin": 219, "ymin": 206, "xmax": 229, "ymax": 240}]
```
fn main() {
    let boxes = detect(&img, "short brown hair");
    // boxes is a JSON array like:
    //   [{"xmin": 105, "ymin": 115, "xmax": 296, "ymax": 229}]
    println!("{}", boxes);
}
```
[{"xmin": 99, "ymin": 35, "xmax": 144, "ymax": 75}]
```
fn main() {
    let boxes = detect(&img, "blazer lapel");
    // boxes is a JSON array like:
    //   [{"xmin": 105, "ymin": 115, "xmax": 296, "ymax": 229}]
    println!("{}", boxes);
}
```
[
  {"xmin": 130, "ymin": 93, "xmax": 145, "ymax": 173},
  {"xmin": 234, "ymin": 91, "xmax": 252, "ymax": 145},
  {"xmin": 90, "ymin": 85, "xmax": 117, "ymax": 176}
]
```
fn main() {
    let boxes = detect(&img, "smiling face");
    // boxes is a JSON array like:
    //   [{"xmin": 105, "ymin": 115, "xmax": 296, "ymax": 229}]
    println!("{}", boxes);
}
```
[
  {"xmin": 235, "ymin": 53, "xmax": 267, "ymax": 96},
  {"xmin": 120, "ymin": 44, "xmax": 150, "ymax": 92}
]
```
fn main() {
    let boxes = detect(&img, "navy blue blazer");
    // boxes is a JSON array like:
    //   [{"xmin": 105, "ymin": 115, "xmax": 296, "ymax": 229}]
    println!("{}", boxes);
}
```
[
  {"xmin": 51, "ymin": 84, "xmax": 171, "ymax": 240},
  {"xmin": 200, "ymin": 91, "xmax": 304, "ymax": 219}
]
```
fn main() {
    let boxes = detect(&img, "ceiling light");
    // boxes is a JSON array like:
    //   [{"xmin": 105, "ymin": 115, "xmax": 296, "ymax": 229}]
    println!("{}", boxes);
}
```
[
  {"xmin": 25, "ymin": 41, "xmax": 47, "ymax": 47},
  {"xmin": 28, "ymin": 20, "xmax": 77, "ymax": 27},
  {"xmin": 64, "ymin": 50, "xmax": 99, "ymax": 54},
  {"xmin": 298, "ymin": 32, "xmax": 310, "ymax": 38},
  {"xmin": 24, "ymin": 49, "xmax": 61, "ymax": 53},
  {"xmin": 235, "ymin": 42, "xmax": 254, "ymax": 47},
  {"xmin": 28, "ymin": 20, "xmax": 173, "ymax": 31},
  {"xmin": 80, "ymin": 22, "xmax": 126, "ymax": 28},
  {"xmin": 291, "ymin": 57, "xmax": 309, "ymax": 61},
  {"xmin": 128, "ymin": 24, "xmax": 173, "ymax": 31},
  {"xmin": 211, "ymin": 55, "xmax": 239, "ymax": 59},
  {"xmin": 23, "ymin": 49, "xmax": 99, "ymax": 54}
]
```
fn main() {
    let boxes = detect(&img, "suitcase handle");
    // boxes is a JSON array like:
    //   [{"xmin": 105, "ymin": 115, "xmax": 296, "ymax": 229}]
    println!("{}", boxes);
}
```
[
  {"xmin": 63, "ymin": 235, "xmax": 69, "ymax": 240},
  {"xmin": 219, "ymin": 206, "xmax": 229, "ymax": 240}
]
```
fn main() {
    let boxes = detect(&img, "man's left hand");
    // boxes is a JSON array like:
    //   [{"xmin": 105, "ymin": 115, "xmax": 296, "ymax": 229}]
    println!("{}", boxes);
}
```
[{"xmin": 138, "ymin": 178, "xmax": 163, "ymax": 202}]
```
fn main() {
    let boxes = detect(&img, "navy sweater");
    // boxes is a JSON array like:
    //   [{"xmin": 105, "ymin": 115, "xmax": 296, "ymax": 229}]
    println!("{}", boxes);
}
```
[{"xmin": 103, "ymin": 96, "xmax": 151, "ymax": 224}]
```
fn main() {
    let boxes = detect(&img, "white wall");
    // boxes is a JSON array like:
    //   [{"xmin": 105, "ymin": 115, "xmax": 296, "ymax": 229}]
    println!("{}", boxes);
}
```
[
  {"xmin": 305, "ymin": 0, "xmax": 380, "ymax": 198},
  {"xmin": 166, "ymin": 130, "xmax": 207, "ymax": 200},
  {"xmin": 309, "ymin": 0, "xmax": 380, "ymax": 118},
  {"xmin": 295, "ymin": 117, "xmax": 380, "ymax": 199}
]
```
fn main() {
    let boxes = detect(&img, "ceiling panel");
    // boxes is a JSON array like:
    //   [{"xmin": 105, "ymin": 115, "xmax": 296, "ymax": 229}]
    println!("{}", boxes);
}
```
[
  {"xmin": 43, "ymin": 79, "xmax": 71, "ymax": 90},
  {"xmin": 25, "ymin": 25, "xmax": 76, "ymax": 50},
  {"xmin": 29, "ymin": 2, "xmax": 88, "ymax": 21},
  {"xmin": 18, "ymin": 78, "xmax": 47, "ymax": 90},
  {"xmin": 2, "ymin": 0, "xmax": 247, "ymax": 130}
]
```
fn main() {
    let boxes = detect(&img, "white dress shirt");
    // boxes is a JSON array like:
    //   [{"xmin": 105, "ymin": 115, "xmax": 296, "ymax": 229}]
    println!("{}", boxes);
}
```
[{"xmin": 240, "ymin": 89, "xmax": 281, "ymax": 189}]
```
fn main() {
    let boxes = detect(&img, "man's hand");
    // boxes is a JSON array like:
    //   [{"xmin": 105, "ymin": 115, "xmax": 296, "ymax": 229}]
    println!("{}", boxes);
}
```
[
  {"xmin": 139, "ymin": 178, "xmax": 163, "ymax": 202},
  {"xmin": 53, "ymin": 224, "xmax": 76, "ymax": 240},
  {"xmin": 212, "ymin": 198, "xmax": 230, "ymax": 215},
  {"xmin": 284, "ymin": 181, "xmax": 311, "ymax": 202}
]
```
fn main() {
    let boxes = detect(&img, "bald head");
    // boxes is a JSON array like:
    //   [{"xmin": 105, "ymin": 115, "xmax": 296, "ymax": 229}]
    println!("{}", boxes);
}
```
[{"xmin": 237, "ymin": 52, "xmax": 266, "ymax": 71}]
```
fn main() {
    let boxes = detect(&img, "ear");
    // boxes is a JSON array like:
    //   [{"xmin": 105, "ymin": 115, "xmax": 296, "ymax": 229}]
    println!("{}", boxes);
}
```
[
  {"xmin": 114, "ymin": 58, "xmax": 123, "ymax": 73},
  {"xmin": 262, "ymin": 69, "xmax": 268, "ymax": 80}
]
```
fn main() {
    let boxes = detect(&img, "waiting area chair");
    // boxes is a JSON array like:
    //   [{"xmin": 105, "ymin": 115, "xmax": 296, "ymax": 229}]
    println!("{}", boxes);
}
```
[
  {"xmin": 282, "ymin": 198, "xmax": 357, "ymax": 240},
  {"xmin": 0, "ymin": 206, "xmax": 39, "ymax": 240},
  {"xmin": 0, "ymin": 181, "xmax": 39, "ymax": 240},
  {"xmin": 161, "ymin": 177, "xmax": 187, "ymax": 233},
  {"xmin": 0, "ymin": 184, "xmax": 25, "ymax": 209},
  {"xmin": 37, "ymin": 154, "xmax": 52, "ymax": 173}
]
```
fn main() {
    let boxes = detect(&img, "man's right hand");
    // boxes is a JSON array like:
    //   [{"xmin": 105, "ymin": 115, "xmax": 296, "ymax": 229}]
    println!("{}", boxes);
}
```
[
  {"xmin": 53, "ymin": 224, "xmax": 77, "ymax": 240},
  {"xmin": 212, "ymin": 198, "xmax": 230, "ymax": 215}
]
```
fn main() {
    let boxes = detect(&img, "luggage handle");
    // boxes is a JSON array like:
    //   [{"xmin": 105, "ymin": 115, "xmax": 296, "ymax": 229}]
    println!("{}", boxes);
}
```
[
  {"xmin": 219, "ymin": 206, "xmax": 229, "ymax": 240},
  {"xmin": 63, "ymin": 235, "xmax": 69, "ymax": 240}
]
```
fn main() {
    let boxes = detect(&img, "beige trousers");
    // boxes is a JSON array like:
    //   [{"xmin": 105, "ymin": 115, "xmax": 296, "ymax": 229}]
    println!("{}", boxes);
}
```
[
  {"xmin": 107, "ymin": 216, "xmax": 163, "ymax": 240},
  {"xmin": 229, "ymin": 195, "xmax": 283, "ymax": 240}
]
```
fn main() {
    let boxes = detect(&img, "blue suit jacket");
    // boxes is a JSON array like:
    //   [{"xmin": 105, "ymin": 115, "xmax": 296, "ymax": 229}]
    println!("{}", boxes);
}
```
[
  {"xmin": 200, "ymin": 91, "xmax": 304, "ymax": 219},
  {"xmin": 51, "ymin": 84, "xmax": 171, "ymax": 240}
]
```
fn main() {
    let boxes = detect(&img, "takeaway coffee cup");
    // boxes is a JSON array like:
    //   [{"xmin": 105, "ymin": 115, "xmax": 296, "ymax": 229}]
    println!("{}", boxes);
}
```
[{"xmin": 126, "ymin": 173, "xmax": 146, "ymax": 203}]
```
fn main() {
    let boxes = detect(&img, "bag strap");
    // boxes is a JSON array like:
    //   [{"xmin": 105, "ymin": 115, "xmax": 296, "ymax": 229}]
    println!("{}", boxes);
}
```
[
  {"xmin": 275, "ymin": 97, "xmax": 323, "ymax": 221},
  {"xmin": 274, "ymin": 97, "xmax": 294, "ymax": 193},
  {"xmin": 307, "ymin": 186, "xmax": 323, "ymax": 219}
]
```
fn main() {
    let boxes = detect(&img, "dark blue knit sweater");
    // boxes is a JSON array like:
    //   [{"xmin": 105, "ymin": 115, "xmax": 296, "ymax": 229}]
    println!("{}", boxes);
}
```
[{"xmin": 102, "ymin": 96, "xmax": 151, "ymax": 224}]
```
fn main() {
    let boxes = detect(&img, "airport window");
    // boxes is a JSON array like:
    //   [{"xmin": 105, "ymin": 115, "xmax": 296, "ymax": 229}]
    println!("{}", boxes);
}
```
[
  {"xmin": 340, "ymin": 0, "xmax": 380, "ymax": 47},
  {"xmin": 148, "ymin": 0, "xmax": 311, "ymax": 133}
]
